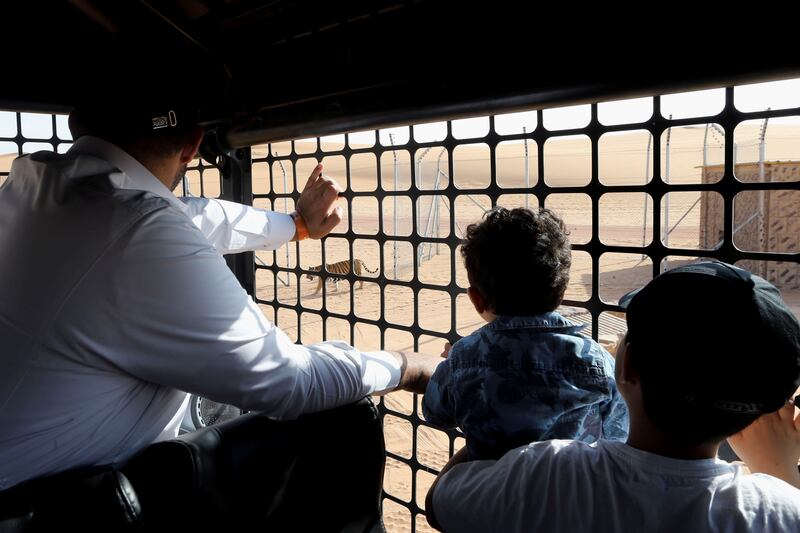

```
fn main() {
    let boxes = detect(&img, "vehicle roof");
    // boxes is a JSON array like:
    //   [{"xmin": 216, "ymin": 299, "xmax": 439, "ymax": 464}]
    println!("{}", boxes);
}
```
[{"xmin": 2, "ymin": 1, "xmax": 797, "ymax": 145}]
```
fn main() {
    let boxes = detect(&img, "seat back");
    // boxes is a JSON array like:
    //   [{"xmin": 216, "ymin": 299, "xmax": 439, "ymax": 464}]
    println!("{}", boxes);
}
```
[{"xmin": 0, "ymin": 466, "xmax": 142, "ymax": 532}]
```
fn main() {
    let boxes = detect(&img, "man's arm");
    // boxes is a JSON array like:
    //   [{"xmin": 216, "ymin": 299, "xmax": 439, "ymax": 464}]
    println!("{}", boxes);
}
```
[
  {"xmin": 180, "ymin": 197, "xmax": 295, "ymax": 254},
  {"xmin": 96, "ymin": 202, "xmax": 437, "ymax": 418},
  {"xmin": 388, "ymin": 351, "xmax": 445, "ymax": 394},
  {"xmin": 728, "ymin": 400, "xmax": 800, "ymax": 489},
  {"xmin": 180, "ymin": 163, "xmax": 343, "ymax": 253}
]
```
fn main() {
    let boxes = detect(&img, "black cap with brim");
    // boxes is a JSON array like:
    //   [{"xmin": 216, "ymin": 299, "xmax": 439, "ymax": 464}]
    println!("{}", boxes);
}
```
[
  {"xmin": 71, "ymin": 99, "xmax": 200, "ymax": 140},
  {"xmin": 619, "ymin": 261, "xmax": 800, "ymax": 415},
  {"xmin": 69, "ymin": 61, "xmax": 204, "ymax": 141}
]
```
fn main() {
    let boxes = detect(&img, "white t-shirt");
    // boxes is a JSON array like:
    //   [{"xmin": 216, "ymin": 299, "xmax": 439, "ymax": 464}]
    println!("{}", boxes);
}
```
[
  {"xmin": 0, "ymin": 136, "xmax": 401, "ymax": 489},
  {"xmin": 433, "ymin": 439, "xmax": 800, "ymax": 532}
]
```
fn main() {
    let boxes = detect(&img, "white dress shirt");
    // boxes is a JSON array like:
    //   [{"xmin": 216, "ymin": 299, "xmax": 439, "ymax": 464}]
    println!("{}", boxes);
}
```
[
  {"xmin": 433, "ymin": 439, "xmax": 800, "ymax": 533},
  {"xmin": 0, "ymin": 136, "xmax": 400, "ymax": 490}
]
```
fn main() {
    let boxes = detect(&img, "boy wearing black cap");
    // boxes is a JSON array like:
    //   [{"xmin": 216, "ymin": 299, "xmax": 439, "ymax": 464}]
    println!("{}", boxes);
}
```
[{"xmin": 427, "ymin": 261, "xmax": 800, "ymax": 532}]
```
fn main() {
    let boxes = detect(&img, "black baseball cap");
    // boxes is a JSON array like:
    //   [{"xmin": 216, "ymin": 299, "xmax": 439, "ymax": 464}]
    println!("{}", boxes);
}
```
[
  {"xmin": 619, "ymin": 261, "xmax": 800, "ymax": 415},
  {"xmin": 70, "ymin": 98, "xmax": 200, "ymax": 140},
  {"xmin": 69, "ymin": 63, "xmax": 203, "ymax": 142}
]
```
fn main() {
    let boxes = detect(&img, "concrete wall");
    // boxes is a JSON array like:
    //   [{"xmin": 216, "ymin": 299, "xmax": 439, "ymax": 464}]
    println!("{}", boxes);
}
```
[{"xmin": 701, "ymin": 162, "xmax": 799, "ymax": 290}]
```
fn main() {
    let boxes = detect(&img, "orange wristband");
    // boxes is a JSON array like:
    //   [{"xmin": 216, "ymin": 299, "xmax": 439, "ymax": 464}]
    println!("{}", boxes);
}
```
[{"xmin": 291, "ymin": 211, "xmax": 309, "ymax": 241}]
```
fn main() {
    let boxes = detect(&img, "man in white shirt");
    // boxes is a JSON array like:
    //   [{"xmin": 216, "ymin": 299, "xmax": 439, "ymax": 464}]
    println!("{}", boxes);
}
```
[
  {"xmin": 426, "ymin": 261, "xmax": 800, "ymax": 532},
  {"xmin": 0, "ymin": 100, "xmax": 440, "ymax": 495}
]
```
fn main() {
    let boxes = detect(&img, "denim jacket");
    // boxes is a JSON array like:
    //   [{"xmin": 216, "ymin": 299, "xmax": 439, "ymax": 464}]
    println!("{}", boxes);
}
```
[{"xmin": 422, "ymin": 313, "xmax": 629, "ymax": 460}]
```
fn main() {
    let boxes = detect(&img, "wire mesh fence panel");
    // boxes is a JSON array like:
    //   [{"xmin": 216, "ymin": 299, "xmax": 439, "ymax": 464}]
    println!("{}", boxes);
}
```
[
  {"xmin": 249, "ymin": 79, "xmax": 800, "ymax": 532},
  {"xmin": 4, "ymin": 76, "xmax": 799, "ymax": 533}
]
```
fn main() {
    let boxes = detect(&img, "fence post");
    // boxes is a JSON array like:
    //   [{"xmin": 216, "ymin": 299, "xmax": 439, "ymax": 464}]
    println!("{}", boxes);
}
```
[
  {"xmin": 758, "ymin": 112, "xmax": 770, "ymax": 278},
  {"xmin": 276, "ymin": 153, "xmax": 291, "ymax": 286},
  {"xmin": 390, "ymin": 134, "xmax": 398, "ymax": 279},
  {"xmin": 523, "ymin": 126, "xmax": 529, "ymax": 209},
  {"xmin": 663, "ymin": 115, "xmax": 672, "ymax": 270}
]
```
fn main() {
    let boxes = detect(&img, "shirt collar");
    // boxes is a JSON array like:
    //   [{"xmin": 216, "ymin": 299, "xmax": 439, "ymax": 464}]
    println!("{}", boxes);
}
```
[
  {"xmin": 484, "ymin": 312, "xmax": 586, "ymax": 333},
  {"xmin": 68, "ymin": 135, "xmax": 189, "ymax": 214}
]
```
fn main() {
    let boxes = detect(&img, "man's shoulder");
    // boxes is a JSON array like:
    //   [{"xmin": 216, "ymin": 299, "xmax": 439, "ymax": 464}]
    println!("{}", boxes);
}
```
[
  {"xmin": 478, "ymin": 439, "xmax": 600, "ymax": 471},
  {"xmin": 435, "ymin": 440, "xmax": 599, "ymax": 508},
  {"xmin": 520, "ymin": 439, "xmax": 600, "ymax": 460},
  {"xmin": 491, "ymin": 440, "xmax": 615, "ymax": 478},
  {"xmin": 3, "ymin": 151, "xmax": 194, "ymax": 252},
  {"xmin": 731, "ymin": 472, "xmax": 800, "ymax": 502},
  {"xmin": 8, "ymin": 150, "xmax": 170, "ymax": 216},
  {"xmin": 12, "ymin": 150, "xmax": 115, "ymax": 184},
  {"xmin": 704, "ymin": 472, "xmax": 800, "ymax": 528}
]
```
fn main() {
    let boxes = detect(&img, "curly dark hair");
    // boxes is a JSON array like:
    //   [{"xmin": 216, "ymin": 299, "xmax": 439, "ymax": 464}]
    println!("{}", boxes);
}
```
[{"xmin": 461, "ymin": 207, "xmax": 571, "ymax": 316}]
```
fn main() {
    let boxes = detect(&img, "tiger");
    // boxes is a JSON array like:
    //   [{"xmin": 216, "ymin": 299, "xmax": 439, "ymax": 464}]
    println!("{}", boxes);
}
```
[{"xmin": 305, "ymin": 259, "xmax": 379, "ymax": 294}]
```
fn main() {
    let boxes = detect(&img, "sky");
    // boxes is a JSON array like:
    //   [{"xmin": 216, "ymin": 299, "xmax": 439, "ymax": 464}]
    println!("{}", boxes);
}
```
[{"xmin": 1, "ymin": 77, "xmax": 799, "ymax": 150}]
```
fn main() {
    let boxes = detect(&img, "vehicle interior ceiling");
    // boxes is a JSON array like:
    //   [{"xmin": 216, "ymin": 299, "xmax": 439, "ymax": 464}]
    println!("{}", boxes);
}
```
[{"xmin": 1, "ymin": 1, "xmax": 798, "ymax": 148}]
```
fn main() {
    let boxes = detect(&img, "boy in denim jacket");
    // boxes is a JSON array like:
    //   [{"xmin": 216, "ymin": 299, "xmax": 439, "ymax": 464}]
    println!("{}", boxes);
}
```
[{"xmin": 422, "ymin": 207, "xmax": 628, "ymax": 459}]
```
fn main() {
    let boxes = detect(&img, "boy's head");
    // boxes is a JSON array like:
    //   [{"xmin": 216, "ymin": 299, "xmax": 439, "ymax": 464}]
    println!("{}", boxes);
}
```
[
  {"xmin": 618, "ymin": 261, "xmax": 800, "ymax": 446},
  {"xmin": 461, "ymin": 207, "xmax": 571, "ymax": 316}
]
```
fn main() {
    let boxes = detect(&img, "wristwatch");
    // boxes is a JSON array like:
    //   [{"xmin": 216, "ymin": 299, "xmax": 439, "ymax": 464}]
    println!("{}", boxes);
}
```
[{"xmin": 290, "ymin": 211, "xmax": 309, "ymax": 241}]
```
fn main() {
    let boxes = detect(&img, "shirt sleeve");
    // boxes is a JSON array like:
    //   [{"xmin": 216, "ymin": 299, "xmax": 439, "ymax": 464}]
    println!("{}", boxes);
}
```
[
  {"xmin": 422, "ymin": 355, "xmax": 458, "ymax": 428},
  {"xmin": 91, "ymin": 206, "xmax": 399, "ymax": 419},
  {"xmin": 180, "ymin": 197, "xmax": 295, "ymax": 255}
]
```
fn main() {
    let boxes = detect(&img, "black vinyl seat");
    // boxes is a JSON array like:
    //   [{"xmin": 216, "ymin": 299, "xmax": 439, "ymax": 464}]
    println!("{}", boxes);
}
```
[
  {"xmin": 0, "ymin": 398, "xmax": 385, "ymax": 533},
  {"xmin": 0, "ymin": 466, "xmax": 142, "ymax": 532}
]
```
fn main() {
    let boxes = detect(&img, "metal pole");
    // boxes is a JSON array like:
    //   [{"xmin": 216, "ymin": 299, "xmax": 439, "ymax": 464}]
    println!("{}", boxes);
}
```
[
  {"xmin": 390, "ymin": 134, "xmax": 398, "ymax": 279},
  {"xmin": 713, "ymin": 211, "xmax": 762, "ymax": 250},
  {"xmin": 702, "ymin": 123, "xmax": 709, "ymax": 168},
  {"xmin": 758, "ymin": 112, "xmax": 770, "ymax": 271},
  {"xmin": 662, "ymin": 117, "xmax": 673, "ymax": 271},
  {"xmin": 420, "ymin": 151, "xmax": 447, "ymax": 262},
  {"xmin": 415, "ymin": 156, "xmax": 422, "ymax": 234},
  {"xmin": 415, "ymin": 147, "xmax": 433, "ymax": 262},
  {"xmin": 435, "ymin": 148, "xmax": 446, "ymax": 256},
  {"xmin": 523, "ymin": 126, "xmax": 529, "ymax": 209},
  {"xmin": 416, "ymin": 152, "xmax": 422, "ymax": 263},
  {"xmin": 642, "ymin": 133, "xmax": 651, "ymax": 257},
  {"xmin": 428, "ymin": 172, "xmax": 444, "ymax": 259},
  {"xmin": 277, "ymin": 153, "xmax": 290, "ymax": 286},
  {"xmin": 433, "ymin": 177, "xmax": 440, "ymax": 257},
  {"xmin": 420, "ymin": 170, "xmax": 439, "ymax": 261},
  {"xmin": 711, "ymin": 123, "xmax": 727, "ymax": 169},
  {"xmin": 666, "ymin": 197, "xmax": 702, "ymax": 239}
]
